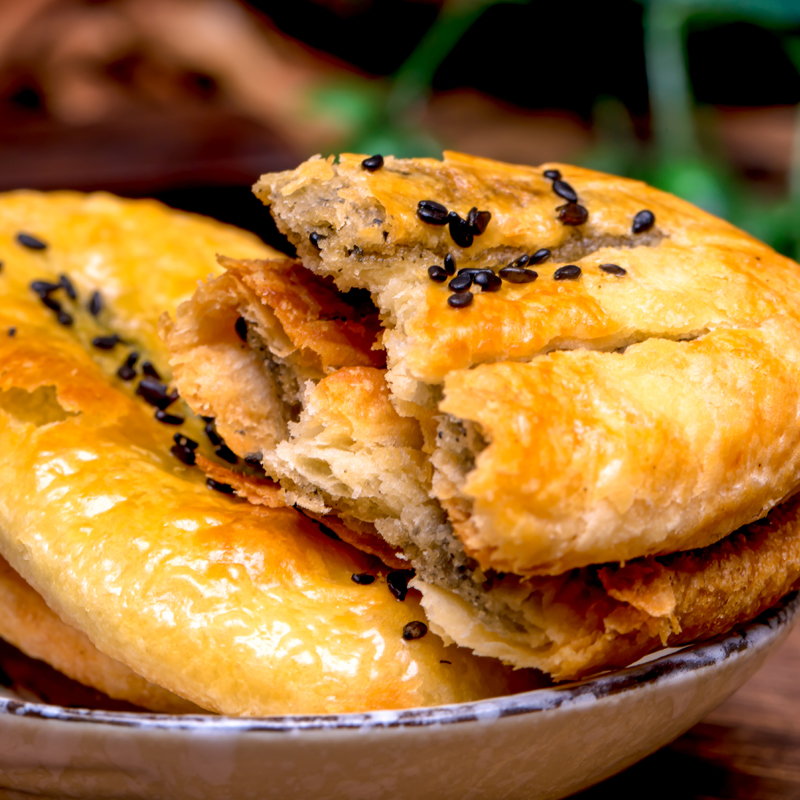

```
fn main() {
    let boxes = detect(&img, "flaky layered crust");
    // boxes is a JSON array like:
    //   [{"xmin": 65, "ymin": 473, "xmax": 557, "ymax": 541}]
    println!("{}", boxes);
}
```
[
  {"xmin": 167, "ymin": 254, "xmax": 800, "ymax": 680},
  {"xmin": 417, "ymin": 490, "xmax": 800, "ymax": 680},
  {"xmin": 255, "ymin": 153, "xmax": 800, "ymax": 574},
  {"xmin": 163, "ymin": 257, "xmax": 444, "ymax": 565},
  {"xmin": 0, "ymin": 555, "xmax": 199, "ymax": 713},
  {"xmin": 443, "ymin": 323, "xmax": 800, "ymax": 574},
  {"xmin": 0, "ymin": 191, "xmax": 530, "ymax": 714}
]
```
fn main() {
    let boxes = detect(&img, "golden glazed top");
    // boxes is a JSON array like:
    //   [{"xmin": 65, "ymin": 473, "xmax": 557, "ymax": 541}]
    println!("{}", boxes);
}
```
[
  {"xmin": 0, "ymin": 191, "xmax": 528, "ymax": 714},
  {"xmin": 256, "ymin": 153, "xmax": 800, "ymax": 574}
]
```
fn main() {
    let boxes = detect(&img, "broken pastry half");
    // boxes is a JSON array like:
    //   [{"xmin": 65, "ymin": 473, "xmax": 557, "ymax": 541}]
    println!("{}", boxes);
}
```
[
  {"xmin": 164, "ymin": 153, "xmax": 800, "ymax": 679},
  {"xmin": 0, "ymin": 189, "xmax": 534, "ymax": 716}
]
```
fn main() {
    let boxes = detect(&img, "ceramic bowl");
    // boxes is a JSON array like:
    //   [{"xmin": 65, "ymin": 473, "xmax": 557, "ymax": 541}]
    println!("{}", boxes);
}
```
[{"xmin": 0, "ymin": 591, "xmax": 797, "ymax": 800}]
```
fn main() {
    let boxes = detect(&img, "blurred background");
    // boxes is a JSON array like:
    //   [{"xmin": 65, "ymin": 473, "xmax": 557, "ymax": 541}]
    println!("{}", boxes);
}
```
[{"xmin": 2, "ymin": 0, "xmax": 800, "ymax": 255}]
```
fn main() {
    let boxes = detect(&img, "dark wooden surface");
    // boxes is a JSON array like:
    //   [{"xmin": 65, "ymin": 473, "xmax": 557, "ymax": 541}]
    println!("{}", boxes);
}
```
[{"xmin": 575, "ymin": 620, "xmax": 800, "ymax": 799}]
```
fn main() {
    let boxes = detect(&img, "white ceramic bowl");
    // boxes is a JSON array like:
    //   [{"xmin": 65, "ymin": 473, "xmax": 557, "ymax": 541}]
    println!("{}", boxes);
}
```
[{"xmin": 0, "ymin": 592, "xmax": 797, "ymax": 800}]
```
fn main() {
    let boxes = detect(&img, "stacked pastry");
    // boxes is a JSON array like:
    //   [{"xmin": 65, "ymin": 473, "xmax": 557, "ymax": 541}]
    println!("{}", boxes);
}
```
[
  {"xmin": 165, "ymin": 152, "xmax": 800, "ymax": 680},
  {"xmin": 0, "ymin": 190, "xmax": 531, "ymax": 715}
]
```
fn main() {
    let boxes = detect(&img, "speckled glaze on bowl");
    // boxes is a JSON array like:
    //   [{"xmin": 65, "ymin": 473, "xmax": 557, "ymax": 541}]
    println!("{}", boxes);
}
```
[{"xmin": 0, "ymin": 592, "xmax": 797, "ymax": 800}]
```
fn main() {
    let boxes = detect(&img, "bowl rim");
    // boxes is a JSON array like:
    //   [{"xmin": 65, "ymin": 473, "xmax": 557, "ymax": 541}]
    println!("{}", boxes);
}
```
[{"xmin": 1, "ymin": 591, "xmax": 796, "ymax": 733}]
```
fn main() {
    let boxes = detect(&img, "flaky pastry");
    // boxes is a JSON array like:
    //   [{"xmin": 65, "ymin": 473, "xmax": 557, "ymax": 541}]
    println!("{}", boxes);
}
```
[
  {"xmin": 0, "ymin": 555, "xmax": 199, "ymax": 712},
  {"xmin": 0, "ymin": 190, "xmax": 532, "ymax": 713},
  {"xmin": 253, "ymin": 152, "xmax": 800, "ymax": 575},
  {"xmin": 166, "ymin": 153, "xmax": 800, "ymax": 677}
]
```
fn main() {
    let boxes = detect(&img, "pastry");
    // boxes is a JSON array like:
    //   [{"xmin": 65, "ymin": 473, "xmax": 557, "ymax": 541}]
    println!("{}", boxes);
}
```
[
  {"xmin": 0, "ymin": 554, "xmax": 199, "ymax": 712},
  {"xmin": 0, "ymin": 190, "xmax": 532, "ymax": 714},
  {"xmin": 165, "ymin": 153, "xmax": 800, "ymax": 678}
]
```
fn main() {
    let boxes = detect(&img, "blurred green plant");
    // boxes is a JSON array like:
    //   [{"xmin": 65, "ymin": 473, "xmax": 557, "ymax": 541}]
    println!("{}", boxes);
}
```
[
  {"xmin": 308, "ymin": 0, "xmax": 800, "ymax": 258},
  {"xmin": 307, "ymin": 0, "xmax": 525, "ymax": 159},
  {"xmin": 584, "ymin": 0, "xmax": 800, "ymax": 257}
]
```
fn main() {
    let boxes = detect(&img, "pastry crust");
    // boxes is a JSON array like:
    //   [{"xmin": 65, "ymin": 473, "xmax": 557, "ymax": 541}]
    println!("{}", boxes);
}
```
[
  {"xmin": 168, "ymin": 248, "xmax": 800, "ymax": 680},
  {"xmin": 0, "ymin": 190, "xmax": 532, "ymax": 714},
  {"xmin": 416, "ymin": 490, "xmax": 800, "ymax": 680},
  {"xmin": 0, "ymin": 555, "xmax": 199, "ymax": 713},
  {"xmin": 164, "ymin": 257, "xmax": 446, "ymax": 570},
  {"xmin": 167, "ymin": 244, "xmax": 800, "ymax": 681},
  {"xmin": 442, "ymin": 322, "xmax": 800, "ymax": 574},
  {"xmin": 254, "ymin": 153, "xmax": 800, "ymax": 573}
]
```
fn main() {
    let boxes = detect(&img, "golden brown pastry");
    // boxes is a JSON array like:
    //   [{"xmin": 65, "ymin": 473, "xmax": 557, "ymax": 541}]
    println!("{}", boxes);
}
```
[
  {"xmin": 0, "ymin": 190, "xmax": 534, "ymax": 714},
  {"xmin": 165, "ymin": 153, "xmax": 800, "ymax": 678},
  {"xmin": 0, "ymin": 555, "xmax": 199, "ymax": 712},
  {"xmin": 417, "ymin": 490, "xmax": 800, "ymax": 678},
  {"xmin": 166, "ymin": 252, "xmax": 800, "ymax": 678},
  {"xmin": 252, "ymin": 153, "xmax": 800, "ymax": 574}
]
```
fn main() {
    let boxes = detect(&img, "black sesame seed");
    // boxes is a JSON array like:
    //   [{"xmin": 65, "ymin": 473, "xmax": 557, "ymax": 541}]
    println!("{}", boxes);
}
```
[
  {"xmin": 387, "ymin": 570, "xmax": 414, "ymax": 601},
  {"xmin": 7, "ymin": 327, "xmax": 16, "ymax": 337},
  {"xmin": 552, "ymin": 179, "xmax": 578, "ymax": 203},
  {"xmin": 317, "ymin": 522, "xmax": 341, "ymax": 541},
  {"xmin": 448, "ymin": 211, "xmax": 474, "ymax": 248},
  {"xmin": 41, "ymin": 296, "xmax": 62, "ymax": 313},
  {"xmin": 235, "ymin": 316, "xmax": 248, "ymax": 342},
  {"xmin": 17, "ymin": 232, "xmax": 47, "ymax": 250},
  {"xmin": 92, "ymin": 334, "xmax": 120, "ymax": 350},
  {"xmin": 457, "ymin": 268, "xmax": 493, "ymax": 277},
  {"xmin": 417, "ymin": 200, "xmax": 449, "ymax": 225},
  {"xmin": 510, "ymin": 254, "xmax": 531, "ymax": 268},
  {"xmin": 204, "ymin": 420, "xmax": 223, "ymax": 447},
  {"xmin": 439, "ymin": 660, "xmax": 452, "ymax": 665},
  {"xmin": 141, "ymin": 361, "xmax": 161, "ymax": 380},
  {"xmin": 206, "ymin": 478, "xmax": 234, "ymax": 494},
  {"xmin": 116, "ymin": 352, "xmax": 137, "ymax": 381},
  {"xmin": 474, "ymin": 272, "xmax": 502, "ymax": 292},
  {"xmin": 543, "ymin": 169, "xmax": 562, "ymax": 181},
  {"xmin": 448, "ymin": 273, "xmax": 472, "ymax": 293},
  {"xmin": 136, "ymin": 376, "xmax": 177, "ymax": 410},
  {"xmin": 58, "ymin": 274, "xmax": 77, "ymax": 300},
  {"xmin": 361, "ymin": 154, "xmax": 384, "ymax": 171},
  {"xmin": 632, "ymin": 209, "xmax": 655, "ymax": 234},
  {"xmin": 447, "ymin": 291, "xmax": 474, "ymax": 308},
  {"xmin": 554, "ymin": 265, "xmax": 582, "ymax": 280},
  {"xmin": 557, "ymin": 203, "xmax": 589, "ymax": 226},
  {"xmin": 418, "ymin": 199, "xmax": 447, "ymax": 213},
  {"xmin": 309, "ymin": 232, "xmax": 326, "ymax": 250},
  {"xmin": 174, "ymin": 433, "xmax": 199, "ymax": 450},
  {"xmin": 428, "ymin": 265, "xmax": 447, "ymax": 283},
  {"xmin": 170, "ymin": 444, "xmax": 196, "ymax": 466},
  {"xmin": 444, "ymin": 254, "xmax": 456, "ymax": 275},
  {"xmin": 88, "ymin": 290, "xmax": 102, "ymax": 317},
  {"xmin": 600, "ymin": 263, "xmax": 627, "ymax": 276},
  {"xmin": 30, "ymin": 280, "xmax": 60, "ymax": 297},
  {"xmin": 117, "ymin": 366, "xmax": 136, "ymax": 380},
  {"xmin": 155, "ymin": 409, "xmax": 185, "ymax": 425},
  {"xmin": 474, "ymin": 210, "xmax": 491, "ymax": 234},
  {"xmin": 466, "ymin": 207, "xmax": 492, "ymax": 235},
  {"xmin": 56, "ymin": 311, "xmax": 73, "ymax": 326},
  {"xmin": 351, "ymin": 573, "xmax": 375, "ymax": 585},
  {"xmin": 216, "ymin": 445, "xmax": 238, "ymax": 464},
  {"xmin": 402, "ymin": 621, "xmax": 428, "ymax": 641},
  {"xmin": 498, "ymin": 266, "xmax": 538, "ymax": 284},
  {"xmin": 530, "ymin": 248, "xmax": 551, "ymax": 265}
]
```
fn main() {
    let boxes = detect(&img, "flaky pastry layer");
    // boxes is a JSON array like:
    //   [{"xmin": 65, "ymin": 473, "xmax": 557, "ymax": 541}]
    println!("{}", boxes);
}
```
[
  {"xmin": 0, "ymin": 555, "xmax": 198, "ymax": 712},
  {"xmin": 0, "ymin": 191, "xmax": 531, "ymax": 714},
  {"xmin": 254, "ymin": 153, "xmax": 800, "ymax": 574},
  {"xmin": 418, "ymin": 490, "xmax": 800, "ymax": 679},
  {"xmin": 167, "ymin": 254, "xmax": 800, "ymax": 679}
]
